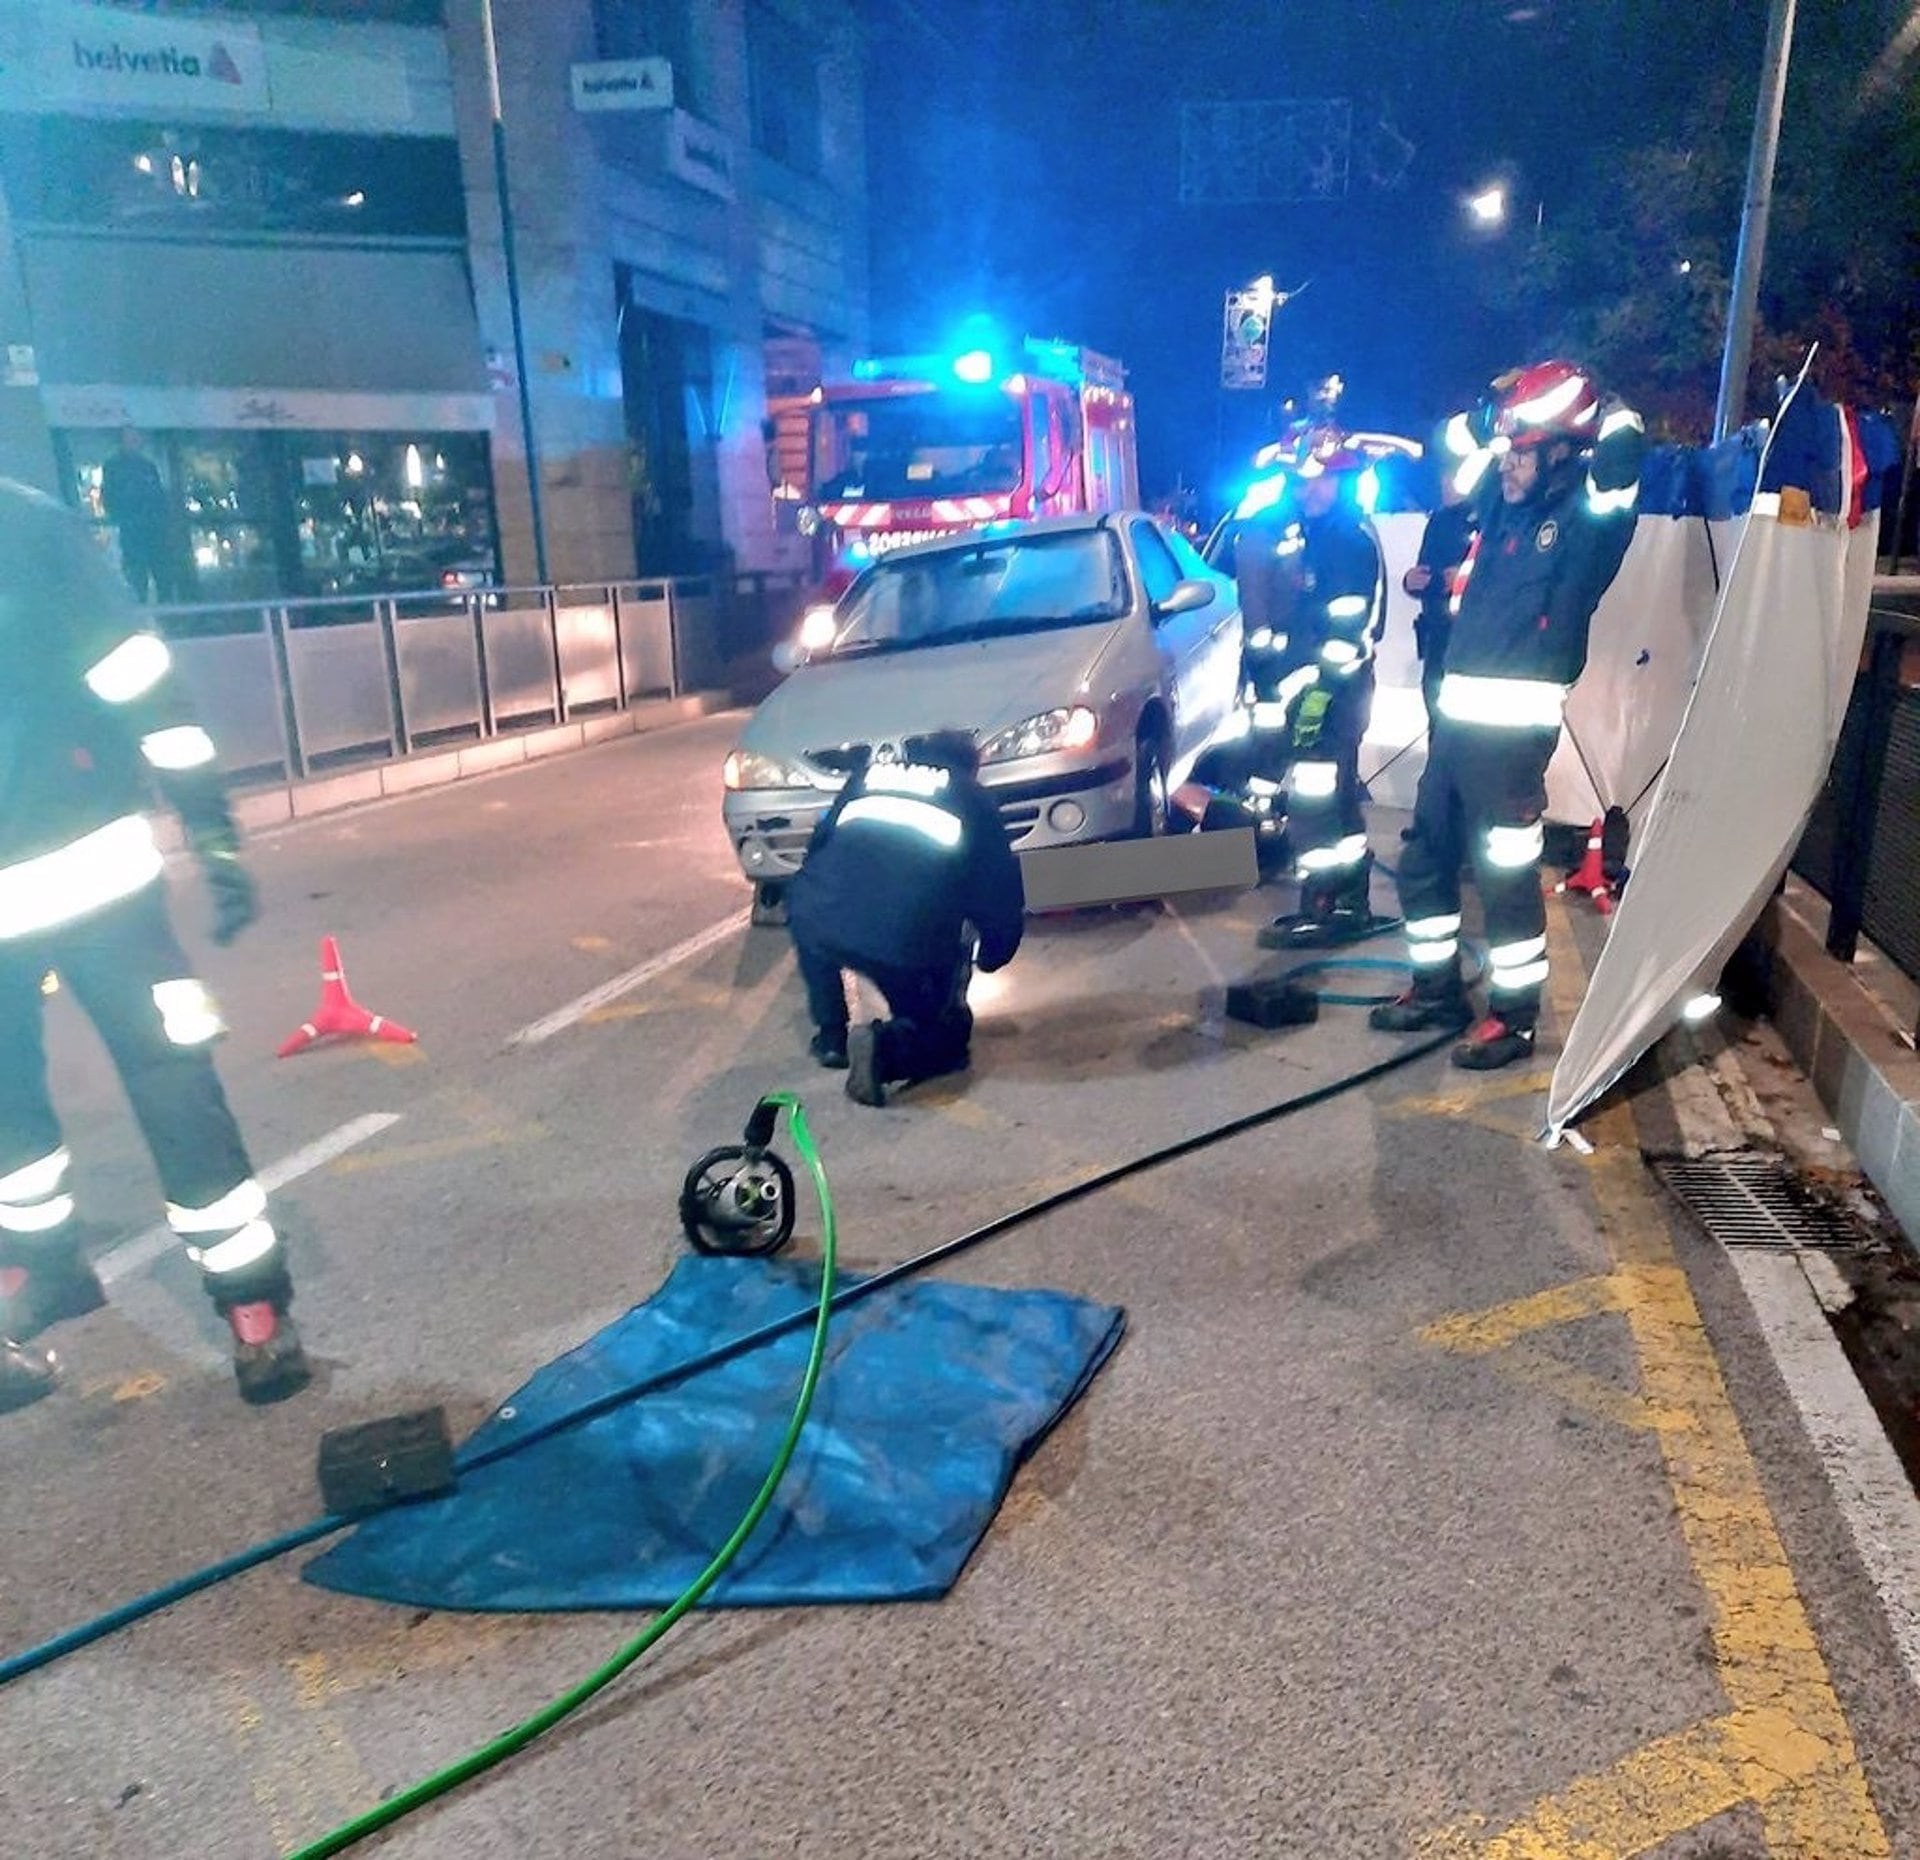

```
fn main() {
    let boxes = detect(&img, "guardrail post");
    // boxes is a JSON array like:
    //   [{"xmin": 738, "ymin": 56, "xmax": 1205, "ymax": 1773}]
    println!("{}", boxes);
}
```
[
  {"xmin": 265, "ymin": 605, "xmax": 306, "ymax": 785},
  {"xmin": 472, "ymin": 594, "xmax": 497, "ymax": 737},
  {"xmin": 665, "ymin": 578, "xmax": 683, "ymax": 698},
  {"xmin": 546, "ymin": 586, "xmax": 567, "ymax": 723},
  {"xmin": 1825, "ymin": 620, "xmax": 1904, "ymax": 962},
  {"xmin": 377, "ymin": 598, "xmax": 411, "ymax": 758},
  {"xmin": 610, "ymin": 583, "xmax": 630, "ymax": 710}
]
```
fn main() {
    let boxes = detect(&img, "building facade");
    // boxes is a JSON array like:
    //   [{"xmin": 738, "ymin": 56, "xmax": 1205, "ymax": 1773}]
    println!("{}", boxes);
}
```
[{"xmin": 0, "ymin": 0, "xmax": 868, "ymax": 602}]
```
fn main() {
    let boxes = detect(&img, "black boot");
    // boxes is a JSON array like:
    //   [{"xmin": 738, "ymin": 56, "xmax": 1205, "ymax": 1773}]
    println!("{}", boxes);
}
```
[
  {"xmin": 227, "ymin": 1302, "xmax": 312, "ymax": 1405},
  {"xmin": 0, "ymin": 1337, "xmax": 56, "ymax": 1414},
  {"xmin": 1262, "ymin": 854, "xmax": 1378, "ymax": 950},
  {"xmin": 1452, "ymin": 1014, "xmax": 1537, "ymax": 1072},
  {"xmin": 1369, "ymin": 970, "xmax": 1473, "ymax": 1034},
  {"xmin": 0, "ymin": 1253, "xmax": 106, "ymax": 1344},
  {"xmin": 809, "ymin": 1028, "xmax": 849, "ymax": 1070},
  {"xmin": 845, "ymin": 1023, "xmax": 887, "ymax": 1107}
]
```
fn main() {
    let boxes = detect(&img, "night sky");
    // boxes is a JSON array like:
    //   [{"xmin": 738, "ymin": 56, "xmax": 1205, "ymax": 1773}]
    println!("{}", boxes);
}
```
[{"xmin": 863, "ymin": 0, "xmax": 1920, "ymax": 503}]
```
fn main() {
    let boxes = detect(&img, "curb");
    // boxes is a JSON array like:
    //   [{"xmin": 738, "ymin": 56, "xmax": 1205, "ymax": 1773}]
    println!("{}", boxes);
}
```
[
  {"xmin": 1762, "ymin": 885, "xmax": 1920, "ymax": 1245},
  {"xmin": 155, "ymin": 691, "xmax": 736, "ymax": 852}
]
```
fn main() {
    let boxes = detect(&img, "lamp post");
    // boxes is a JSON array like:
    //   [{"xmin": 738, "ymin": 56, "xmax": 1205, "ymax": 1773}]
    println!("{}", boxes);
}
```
[
  {"xmin": 480, "ymin": 0, "xmax": 549, "ymax": 585},
  {"xmin": 1713, "ymin": 0, "xmax": 1798, "ymax": 443}
]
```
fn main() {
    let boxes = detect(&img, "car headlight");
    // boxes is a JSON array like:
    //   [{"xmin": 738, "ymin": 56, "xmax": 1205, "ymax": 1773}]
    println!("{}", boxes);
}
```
[
  {"xmin": 978, "ymin": 706, "xmax": 1099, "ymax": 765},
  {"xmin": 797, "ymin": 605, "xmax": 839, "ymax": 653},
  {"xmin": 724, "ymin": 749, "xmax": 820, "ymax": 791}
]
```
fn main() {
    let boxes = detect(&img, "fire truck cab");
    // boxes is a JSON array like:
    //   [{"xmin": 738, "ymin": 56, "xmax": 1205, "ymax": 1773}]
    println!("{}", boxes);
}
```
[{"xmin": 768, "ymin": 336, "xmax": 1140, "ymax": 596}]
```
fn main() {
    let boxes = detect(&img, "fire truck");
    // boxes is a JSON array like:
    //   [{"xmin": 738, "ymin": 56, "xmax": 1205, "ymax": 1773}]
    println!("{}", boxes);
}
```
[{"xmin": 767, "ymin": 335, "xmax": 1141, "ymax": 599}]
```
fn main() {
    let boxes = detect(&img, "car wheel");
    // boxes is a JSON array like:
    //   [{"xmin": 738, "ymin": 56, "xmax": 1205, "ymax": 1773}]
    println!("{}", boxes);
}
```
[{"xmin": 1131, "ymin": 736, "xmax": 1171, "ymax": 838}]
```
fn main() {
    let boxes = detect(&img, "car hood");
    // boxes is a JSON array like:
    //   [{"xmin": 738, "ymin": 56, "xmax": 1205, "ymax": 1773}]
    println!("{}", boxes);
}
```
[{"xmin": 740, "ymin": 621, "xmax": 1128, "ymax": 761}]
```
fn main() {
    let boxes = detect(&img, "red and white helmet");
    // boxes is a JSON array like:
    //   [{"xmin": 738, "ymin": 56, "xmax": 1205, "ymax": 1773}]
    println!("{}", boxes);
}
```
[{"xmin": 1491, "ymin": 359, "xmax": 1601, "ymax": 449}]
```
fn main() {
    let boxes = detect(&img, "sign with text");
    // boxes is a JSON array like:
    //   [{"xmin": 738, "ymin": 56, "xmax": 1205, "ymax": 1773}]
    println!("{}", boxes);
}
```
[
  {"xmin": 664, "ymin": 110, "xmax": 736, "ymax": 201},
  {"xmin": 570, "ymin": 58, "xmax": 672, "ymax": 114},
  {"xmin": 0, "ymin": 1, "xmax": 269, "ymax": 116},
  {"xmin": 1221, "ymin": 287, "xmax": 1271, "ymax": 390}
]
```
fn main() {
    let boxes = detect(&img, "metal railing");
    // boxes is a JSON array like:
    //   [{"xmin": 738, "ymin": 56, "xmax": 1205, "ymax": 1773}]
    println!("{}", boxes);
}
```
[
  {"xmin": 1792, "ymin": 593, "xmax": 1920, "ymax": 1033},
  {"xmin": 148, "ymin": 570, "xmax": 809, "ymax": 789}
]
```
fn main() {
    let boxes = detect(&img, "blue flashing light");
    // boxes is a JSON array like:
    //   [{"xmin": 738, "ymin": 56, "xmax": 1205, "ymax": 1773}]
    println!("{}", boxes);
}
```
[
  {"xmin": 952, "ymin": 349, "xmax": 995, "ymax": 384},
  {"xmin": 845, "ymin": 536, "xmax": 872, "ymax": 563},
  {"xmin": 1234, "ymin": 471, "xmax": 1288, "ymax": 520},
  {"xmin": 851, "ymin": 358, "xmax": 884, "ymax": 381},
  {"xmin": 1356, "ymin": 465, "xmax": 1382, "ymax": 515}
]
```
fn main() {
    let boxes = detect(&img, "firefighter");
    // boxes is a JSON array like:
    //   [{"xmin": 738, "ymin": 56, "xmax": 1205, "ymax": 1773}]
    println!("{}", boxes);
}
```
[
  {"xmin": 0, "ymin": 479, "xmax": 310, "ymax": 1411},
  {"xmin": 1242, "ymin": 441, "xmax": 1388, "ymax": 949},
  {"xmin": 786, "ymin": 729, "xmax": 1025, "ymax": 1108},
  {"xmin": 1404, "ymin": 416, "xmax": 1481, "ymax": 729},
  {"xmin": 1370, "ymin": 360, "xmax": 1645, "ymax": 1069}
]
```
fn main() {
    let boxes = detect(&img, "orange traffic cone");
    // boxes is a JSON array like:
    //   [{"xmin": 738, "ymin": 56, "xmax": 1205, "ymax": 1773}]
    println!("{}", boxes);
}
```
[
  {"xmin": 1557, "ymin": 817, "xmax": 1614, "ymax": 917},
  {"xmin": 277, "ymin": 935, "xmax": 418, "ymax": 1058}
]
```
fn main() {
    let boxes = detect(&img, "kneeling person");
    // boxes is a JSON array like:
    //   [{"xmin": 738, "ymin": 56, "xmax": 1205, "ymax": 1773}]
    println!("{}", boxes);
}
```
[{"xmin": 788, "ymin": 730, "xmax": 1025, "ymax": 1106}]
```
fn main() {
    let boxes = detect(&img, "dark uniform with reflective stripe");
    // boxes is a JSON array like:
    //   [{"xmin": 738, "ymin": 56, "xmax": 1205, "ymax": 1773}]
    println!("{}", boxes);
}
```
[
  {"xmin": 787, "ymin": 745, "xmax": 1025, "ymax": 1093},
  {"xmin": 1393, "ymin": 416, "xmax": 1641, "ymax": 1033},
  {"xmin": 0, "ymin": 479, "xmax": 303, "ymax": 1404},
  {"xmin": 1236, "ymin": 486, "xmax": 1386, "ymax": 921}
]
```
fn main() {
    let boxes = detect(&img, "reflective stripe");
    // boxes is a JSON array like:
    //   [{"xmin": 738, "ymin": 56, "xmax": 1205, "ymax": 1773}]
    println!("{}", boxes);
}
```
[
  {"xmin": 1681, "ymin": 992, "xmax": 1722, "ymax": 1024},
  {"xmin": 837, "ymin": 794, "xmax": 962, "ymax": 849},
  {"xmin": 1326, "ymin": 594, "xmax": 1370, "ymax": 620},
  {"xmin": 864, "ymin": 762, "xmax": 950, "ymax": 799},
  {"xmin": 1599, "ymin": 407, "xmax": 1644, "ymax": 440},
  {"xmin": 1509, "ymin": 372, "xmax": 1589, "ymax": 427},
  {"xmin": 152, "ymin": 978, "xmax": 225, "ymax": 1047},
  {"xmin": 84, "ymin": 633, "xmax": 171, "ymax": 704},
  {"xmin": 0, "ymin": 1193, "xmax": 75, "ymax": 1235},
  {"xmin": 140, "ymin": 725, "xmax": 218, "ymax": 771},
  {"xmin": 1586, "ymin": 480, "xmax": 1639, "ymax": 516},
  {"xmin": 1297, "ymin": 832, "xmax": 1369, "ymax": 874},
  {"xmin": 1409, "ymin": 939, "xmax": 1460, "ymax": 967},
  {"xmin": 1489, "ymin": 958, "xmax": 1551, "ymax": 993},
  {"xmin": 1436, "ymin": 674, "xmax": 1567, "ymax": 730},
  {"xmin": 1451, "ymin": 450, "xmax": 1494, "ymax": 498},
  {"xmin": 1251, "ymin": 701, "xmax": 1290, "ymax": 731},
  {"xmin": 189, "ymin": 1220, "xmax": 277, "ymax": 1276},
  {"xmin": 1404, "ymin": 914, "xmax": 1463, "ymax": 940},
  {"xmin": 0, "ymin": 1147, "xmax": 70, "ymax": 1204},
  {"xmin": 1443, "ymin": 413, "xmax": 1477, "ymax": 457},
  {"xmin": 1247, "ymin": 775, "xmax": 1285, "ymax": 798},
  {"xmin": 1484, "ymin": 822, "xmax": 1545, "ymax": 870},
  {"xmin": 167, "ymin": 1178, "xmax": 268, "ymax": 1237},
  {"xmin": 1488, "ymin": 934, "xmax": 1548, "ymax": 969},
  {"xmin": 1247, "ymin": 626, "xmax": 1274, "ymax": 649},
  {"xmin": 0, "ymin": 815, "xmax": 164, "ymax": 941},
  {"xmin": 1320, "ymin": 638, "xmax": 1363, "ymax": 667},
  {"xmin": 1290, "ymin": 761, "xmax": 1339, "ymax": 799}
]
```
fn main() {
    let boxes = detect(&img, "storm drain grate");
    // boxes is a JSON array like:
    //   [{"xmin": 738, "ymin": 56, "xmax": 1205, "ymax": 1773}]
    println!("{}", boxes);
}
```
[{"xmin": 1652, "ymin": 1152, "xmax": 1866, "ymax": 1252}]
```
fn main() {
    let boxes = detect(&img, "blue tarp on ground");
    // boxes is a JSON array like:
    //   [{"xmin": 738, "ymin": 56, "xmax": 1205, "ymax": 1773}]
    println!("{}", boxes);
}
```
[{"xmin": 303, "ymin": 1256, "xmax": 1125, "ymax": 1611}]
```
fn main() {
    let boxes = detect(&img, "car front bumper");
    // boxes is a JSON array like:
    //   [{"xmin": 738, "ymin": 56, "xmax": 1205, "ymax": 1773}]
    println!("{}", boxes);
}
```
[{"xmin": 723, "ymin": 753, "xmax": 1137, "ymax": 886}]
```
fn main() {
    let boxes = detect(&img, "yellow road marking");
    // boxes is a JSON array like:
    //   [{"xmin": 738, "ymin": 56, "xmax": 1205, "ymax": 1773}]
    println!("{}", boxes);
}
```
[
  {"xmin": 585, "ymin": 981, "xmax": 736, "ymax": 1025},
  {"xmin": 1417, "ymin": 900, "xmax": 1890, "ymax": 1857},
  {"xmin": 362, "ymin": 1040, "xmax": 426, "ymax": 1068},
  {"xmin": 571, "ymin": 934, "xmax": 615, "ymax": 952}
]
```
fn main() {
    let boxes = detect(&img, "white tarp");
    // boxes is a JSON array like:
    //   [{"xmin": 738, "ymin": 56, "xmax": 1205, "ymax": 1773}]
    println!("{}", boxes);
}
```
[
  {"xmin": 1545, "ymin": 406, "xmax": 1875, "ymax": 1137},
  {"xmin": 1544, "ymin": 517, "xmax": 1731, "ymax": 833}
]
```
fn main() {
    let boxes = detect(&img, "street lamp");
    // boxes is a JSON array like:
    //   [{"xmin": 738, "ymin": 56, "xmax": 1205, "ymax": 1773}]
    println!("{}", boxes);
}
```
[{"xmin": 1467, "ymin": 185, "xmax": 1507, "ymax": 228}]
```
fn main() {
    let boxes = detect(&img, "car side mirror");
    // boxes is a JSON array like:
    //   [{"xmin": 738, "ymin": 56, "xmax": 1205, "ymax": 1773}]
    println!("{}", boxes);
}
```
[{"xmin": 1152, "ymin": 578, "xmax": 1217, "ymax": 620}]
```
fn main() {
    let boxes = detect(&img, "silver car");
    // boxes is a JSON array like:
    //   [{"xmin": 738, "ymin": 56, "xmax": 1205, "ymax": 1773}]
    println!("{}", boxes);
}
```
[{"xmin": 721, "ymin": 513, "xmax": 1243, "ymax": 916}]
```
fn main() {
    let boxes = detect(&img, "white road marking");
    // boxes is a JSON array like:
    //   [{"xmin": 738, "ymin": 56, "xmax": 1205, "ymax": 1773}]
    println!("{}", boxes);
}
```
[
  {"xmin": 1721, "ymin": 1245, "xmax": 1920, "ymax": 1696},
  {"xmin": 1666, "ymin": 1043, "xmax": 1920, "ymax": 1698},
  {"xmin": 505, "ymin": 909, "xmax": 751, "ymax": 1048},
  {"xmin": 96, "ymin": 1113, "xmax": 402, "ymax": 1287}
]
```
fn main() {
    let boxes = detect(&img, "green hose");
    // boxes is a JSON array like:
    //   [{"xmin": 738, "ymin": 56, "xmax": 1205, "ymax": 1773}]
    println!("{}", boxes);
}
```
[{"xmin": 283, "ymin": 1092, "xmax": 837, "ymax": 1860}]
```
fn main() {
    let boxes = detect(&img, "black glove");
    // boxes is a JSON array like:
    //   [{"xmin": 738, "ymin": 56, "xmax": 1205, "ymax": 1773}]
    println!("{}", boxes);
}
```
[
  {"xmin": 1590, "ymin": 402, "xmax": 1646, "ymax": 494},
  {"xmin": 203, "ymin": 850, "xmax": 259, "ymax": 945}
]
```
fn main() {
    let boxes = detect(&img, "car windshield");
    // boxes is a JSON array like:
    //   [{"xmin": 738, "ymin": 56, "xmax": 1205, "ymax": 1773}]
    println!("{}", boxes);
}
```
[
  {"xmin": 815, "ymin": 391, "xmax": 1023, "ymax": 502},
  {"xmin": 826, "ymin": 531, "xmax": 1127, "ymax": 657}
]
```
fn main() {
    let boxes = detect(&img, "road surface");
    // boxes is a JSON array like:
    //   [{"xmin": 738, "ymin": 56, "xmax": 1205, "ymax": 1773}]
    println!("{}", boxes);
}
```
[{"xmin": 2, "ymin": 714, "xmax": 1917, "ymax": 1859}]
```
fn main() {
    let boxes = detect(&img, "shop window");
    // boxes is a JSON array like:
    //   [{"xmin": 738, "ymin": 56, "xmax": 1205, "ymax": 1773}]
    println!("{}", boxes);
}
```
[
  {"xmin": 0, "ymin": 117, "xmax": 466, "ymax": 241},
  {"xmin": 56, "ymin": 429, "xmax": 497, "ymax": 609},
  {"xmin": 290, "ymin": 433, "xmax": 497, "ymax": 599}
]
